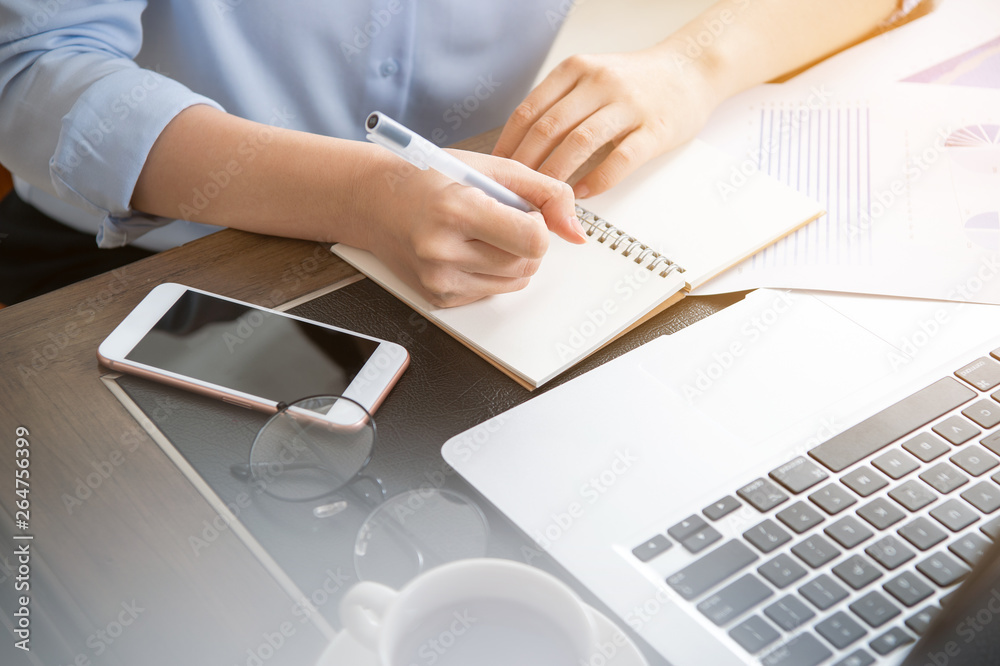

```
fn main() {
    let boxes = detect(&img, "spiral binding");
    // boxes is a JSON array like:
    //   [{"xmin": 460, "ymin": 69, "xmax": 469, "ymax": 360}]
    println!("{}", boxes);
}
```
[{"xmin": 575, "ymin": 205, "xmax": 684, "ymax": 278}]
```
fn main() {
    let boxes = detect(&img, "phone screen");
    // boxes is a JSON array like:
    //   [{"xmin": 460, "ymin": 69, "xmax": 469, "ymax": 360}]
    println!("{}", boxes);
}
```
[{"xmin": 125, "ymin": 290, "xmax": 380, "ymax": 403}]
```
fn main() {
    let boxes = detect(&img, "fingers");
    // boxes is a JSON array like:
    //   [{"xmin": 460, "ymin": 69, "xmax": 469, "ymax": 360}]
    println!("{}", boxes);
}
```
[
  {"xmin": 493, "ymin": 62, "xmax": 579, "ymax": 161},
  {"xmin": 398, "ymin": 151, "xmax": 591, "ymax": 307},
  {"xmin": 409, "ymin": 205, "xmax": 543, "ymax": 306},
  {"xmin": 456, "ymin": 239, "xmax": 543, "ymax": 279},
  {"xmin": 495, "ymin": 51, "xmax": 695, "ymax": 200},
  {"xmin": 573, "ymin": 129, "xmax": 658, "ymax": 198},
  {"xmin": 462, "ymin": 152, "xmax": 584, "ymax": 245},
  {"xmin": 471, "ymin": 205, "xmax": 552, "ymax": 261},
  {"xmin": 414, "ymin": 177, "xmax": 549, "ymax": 270},
  {"xmin": 505, "ymin": 96, "xmax": 583, "ymax": 170},
  {"xmin": 536, "ymin": 105, "xmax": 629, "ymax": 183},
  {"xmin": 420, "ymin": 272, "xmax": 533, "ymax": 308},
  {"xmin": 394, "ymin": 242, "xmax": 534, "ymax": 307}
]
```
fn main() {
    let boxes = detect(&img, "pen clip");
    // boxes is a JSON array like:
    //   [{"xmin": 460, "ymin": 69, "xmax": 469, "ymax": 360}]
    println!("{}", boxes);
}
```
[{"xmin": 366, "ymin": 133, "xmax": 429, "ymax": 170}]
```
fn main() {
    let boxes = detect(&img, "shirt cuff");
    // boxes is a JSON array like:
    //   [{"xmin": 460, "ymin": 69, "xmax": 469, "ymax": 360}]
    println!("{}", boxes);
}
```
[{"xmin": 48, "ymin": 67, "xmax": 224, "ymax": 248}]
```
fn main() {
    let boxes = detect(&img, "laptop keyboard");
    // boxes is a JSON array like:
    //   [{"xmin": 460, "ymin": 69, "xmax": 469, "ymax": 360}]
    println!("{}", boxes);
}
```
[{"xmin": 632, "ymin": 351, "xmax": 1000, "ymax": 665}]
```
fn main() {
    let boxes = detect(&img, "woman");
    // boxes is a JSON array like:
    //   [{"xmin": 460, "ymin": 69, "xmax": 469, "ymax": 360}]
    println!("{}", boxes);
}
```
[{"xmin": 0, "ymin": 0, "xmax": 920, "ymax": 305}]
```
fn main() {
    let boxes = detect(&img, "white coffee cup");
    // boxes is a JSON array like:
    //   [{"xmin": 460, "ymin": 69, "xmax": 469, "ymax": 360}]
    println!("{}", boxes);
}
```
[{"xmin": 339, "ymin": 558, "xmax": 598, "ymax": 666}]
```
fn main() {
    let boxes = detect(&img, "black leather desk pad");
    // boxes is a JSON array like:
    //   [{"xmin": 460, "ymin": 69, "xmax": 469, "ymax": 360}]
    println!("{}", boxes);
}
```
[{"xmin": 109, "ymin": 277, "xmax": 746, "ymax": 662}]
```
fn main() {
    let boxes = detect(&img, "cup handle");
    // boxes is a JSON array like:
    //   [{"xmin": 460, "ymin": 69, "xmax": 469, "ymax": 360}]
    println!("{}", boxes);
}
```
[{"xmin": 339, "ymin": 581, "xmax": 398, "ymax": 650}]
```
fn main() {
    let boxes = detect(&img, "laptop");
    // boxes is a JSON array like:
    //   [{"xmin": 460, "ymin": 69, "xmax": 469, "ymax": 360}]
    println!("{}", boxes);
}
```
[{"xmin": 442, "ymin": 288, "xmax": 1000, "ymax": 665}]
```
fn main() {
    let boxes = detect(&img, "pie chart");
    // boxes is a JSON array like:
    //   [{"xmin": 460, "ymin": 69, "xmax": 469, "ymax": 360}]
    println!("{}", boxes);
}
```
[
  {"xmin": 965, "ymin": 211, "xmax": 1000, "ymax": 250},
  {"xmin": 946, "ymin": 124, "xmax": 1000, "ymax": 173}
]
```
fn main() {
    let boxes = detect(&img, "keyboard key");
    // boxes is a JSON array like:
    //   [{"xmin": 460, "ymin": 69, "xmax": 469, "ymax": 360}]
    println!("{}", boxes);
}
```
[
  {"xmin": 728, "ymin": 615, "xmax": 780, "ymax": 654},
  {"xmin": 916, "ymin": 551, "xmax": 971, "ymax": 586},
  {"xmin": 826, "ymin": 515, "xmax": 874, "ymax": 548},
  {"xmin": 981, "ymin": 430, "xmax": 1000, "ymax": 456},
  {"xmin": 950, "ymin": 445, "xmax": 999, "ymax": 476},
  {"xmin": 816, "ymin": 611, "xmax": 868, "ymax": 649},
  {"xmin": 982, "ymin": 514, "xmax": 1000, "ymax": 540},
  {"xmin": 869, "ymin": 626, "xmax": 915, "ymax": 656},
  {"xmin": 744, "ymin": 519, "xmax": 793, "ymax": 553},
  {"xmin": 667, "ymin": 540, "xmax": 759, "ymax": 600},
  {"xmin": 791, "ymin": 534, "xmax": 841, "ymax": 569},
  {"xmin": 704, "ymin": 495, "xmax": 741, "ymax": 521},
  {"xmin": 776, "ymin": 502, "xmax": 825, "ymax": 534},
  {"xmin": 833, "ymin": 554, "xmax": 883, "ymax": 590},
  {"xmin": 898, "ymin": 516, "xmax": 948, "ymax": 551},
  {"xmin": 800, "ymin": 574, "xmax": 850, "ymax": 610},
  {"xmin": 857, "ymin": 497, "xmax": 906, "ymax": 530},
  {"xmin": 961, "ymin": 481, "xmax": 1000, "ymax": 513},
  {"xmin": 761, "ymin": 632, "xmax": 832, "ymax": 666},
  {"xmin": 920, "ymin": 462, "xmax": 969, "ymax": 494},
  {"xmin": 962, "ymin": 399, "xmax": 1000, "ymax": 428},
  {"xmin": 833, "ymin": 649, "xmax": 876, "ymax": 666},
  {"xmin": 884, "ymin": 570, "xmax": 934, "ymax": 607},
  {"xmin": 809, "ymin": 483, "xmax": 857, "ymax": 515},
  {"xmin": 697, "ymin": 574, "xmax": 773, "ymax": 626},
  {"xmin": 764, "ymin": 595, "xmax": 815, "ymax": 630},
  {"xmin": 632, "ymin": 534, "xmax": 672, "ymax": 562},
  {"xmin": 770, "ymin": 457, "xmax": 829, "ymax": 494},
  {"xmin": 888, "ymin": 479, "xmax": 938, "ymax": 512},
  {"xmin": 809, "ymin": 378, "xmax": 975, "ymax": 472},
  {"xmin": 841, "ymin": 466, "xmax": 888, "ymax": 497},
  {"xmin": 668, "ymin": 514, "xmax": 709, "ymax": 542},
  {"xmin": 738, "ymin": 478, "xmax": 789, "ymax": 512},
  {"xmin": 849, "ymin": 590, "xmax": 901, "ymax": 628},
  {"xmin": 933, "ymin": 415, "xmax": 981, "ymax": 445},
  {"xmin": 903, "ymin": 433, "xmax": 951, "ymax": 462},
  {"xmin": 905, "ymin": 605, "xmax": 940, "ymax": 635},
  {"xmin": 865, "ymin": 535, "xmax": 915, "ymax": 570},
  {"xmin": 955, "ymin": 356, "xmax": 1000, "ymax": 391},
  {"xmin": 948, "ymin": 532, "xmax": 990, "ymax": 566},
  {"xmin": 758, "ymin": 553, "xmax": 808, "ymax": 589},
  {"xmin": 872, "ymin": 449, "xmax": 919, "ymax": 479},
  {"xmin": 682, "ymin": 526, "xmax": 722, "ymax": 553},
  {"xmin": 930, "ymin": 499, "xmax": 979, "ymax": 532}
]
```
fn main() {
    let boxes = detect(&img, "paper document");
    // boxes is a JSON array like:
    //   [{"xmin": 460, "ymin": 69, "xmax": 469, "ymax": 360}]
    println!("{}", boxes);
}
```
[{"xmin": 697, "ymin": 41, "xmax": 1000, "ymax": 302}]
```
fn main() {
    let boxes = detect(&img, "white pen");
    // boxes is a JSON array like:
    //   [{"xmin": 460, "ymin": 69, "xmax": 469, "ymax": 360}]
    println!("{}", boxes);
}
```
[{"xmin": 365, "ymin": 111, "xmax": 534, "ymax": 213}]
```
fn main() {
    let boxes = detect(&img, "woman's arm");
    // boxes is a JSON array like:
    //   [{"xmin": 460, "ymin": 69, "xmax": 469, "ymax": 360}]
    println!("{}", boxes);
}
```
[
  {"xmin": 132, "ymin": 105, "xmax": 583, "ymax": 307},
  {"xmin": 494, "ymin": 0, "xmax": 901, "ymax": 198},
  {"xmin": 0, "ymin": 1, "xmax": 583, "ymax": 308}
]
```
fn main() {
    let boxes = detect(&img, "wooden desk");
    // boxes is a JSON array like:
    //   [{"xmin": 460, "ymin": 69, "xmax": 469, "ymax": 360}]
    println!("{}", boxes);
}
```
[{"xmin": 1, "ymin": 224, "xmax": 359, "ymax": 664}]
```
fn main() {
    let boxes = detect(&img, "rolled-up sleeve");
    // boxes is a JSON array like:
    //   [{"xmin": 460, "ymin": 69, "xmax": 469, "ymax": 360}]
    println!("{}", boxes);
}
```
[{"xmin": 0, "ymin": 0, "xmax": 224, "ymax": 247}]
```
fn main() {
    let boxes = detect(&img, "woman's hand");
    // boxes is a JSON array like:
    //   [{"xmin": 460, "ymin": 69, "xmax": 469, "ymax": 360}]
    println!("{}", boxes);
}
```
[
  {"xmin": 360, "ymin": 148, "xmax": 585, "ymax": 308},
  {"xmin": 493, "ymin": 45, "xmax": 722, "ymax": 199}
]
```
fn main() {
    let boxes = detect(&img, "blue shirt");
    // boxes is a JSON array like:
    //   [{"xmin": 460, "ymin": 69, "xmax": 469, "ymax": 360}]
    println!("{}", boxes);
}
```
[{"xmin": 0, "ymin": 1, "xmax": 569, "ymax": 250}]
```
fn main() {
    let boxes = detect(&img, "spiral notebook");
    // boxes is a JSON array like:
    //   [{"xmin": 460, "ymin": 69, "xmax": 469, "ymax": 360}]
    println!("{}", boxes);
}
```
[{"xmin": 333, "ymin": 140, "xmax": 823, "ymax": 388}]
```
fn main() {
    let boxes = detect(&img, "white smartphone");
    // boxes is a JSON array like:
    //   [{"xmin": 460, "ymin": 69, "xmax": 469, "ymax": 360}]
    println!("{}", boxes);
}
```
[{"xmin": 98, "ymin": 283, "xmax": 409, "ymax": 417}]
